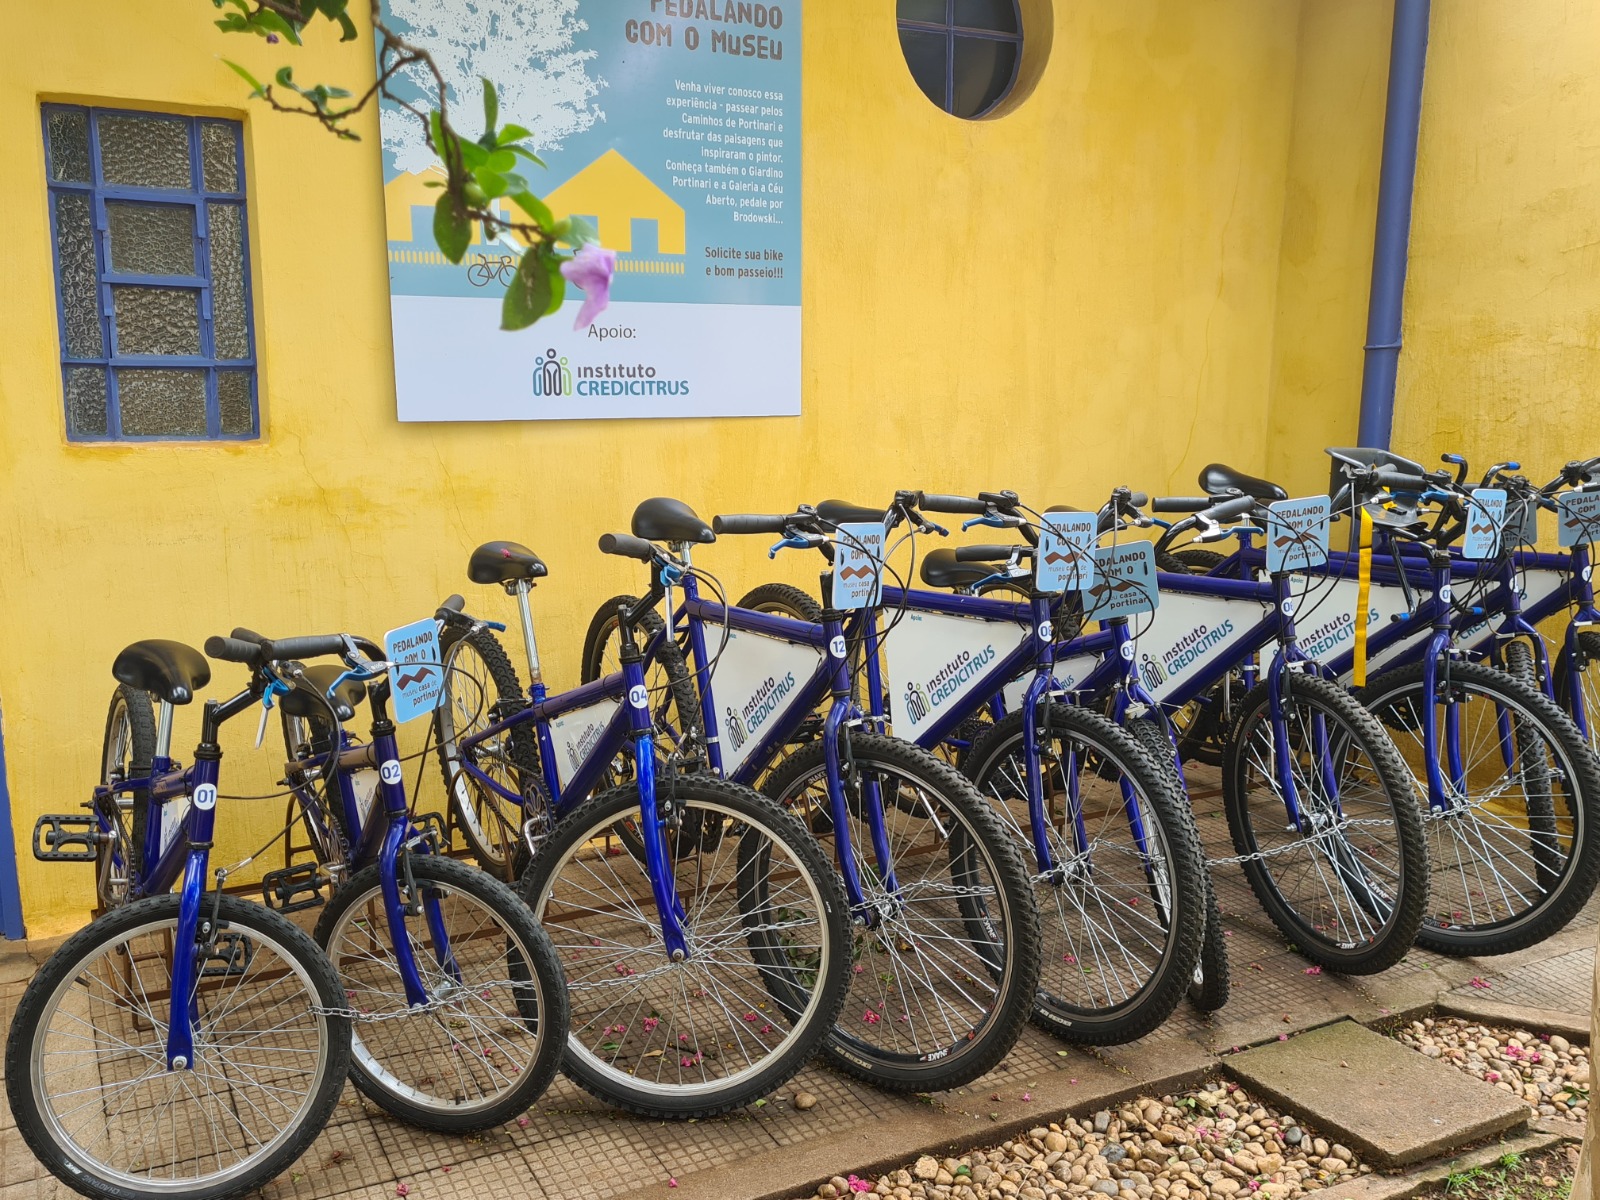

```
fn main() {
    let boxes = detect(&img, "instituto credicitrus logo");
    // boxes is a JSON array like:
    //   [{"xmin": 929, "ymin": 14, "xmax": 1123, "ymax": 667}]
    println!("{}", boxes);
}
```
[{"xmin": 533, "ymin": 349, "xmax": 574, "ymax": 397}]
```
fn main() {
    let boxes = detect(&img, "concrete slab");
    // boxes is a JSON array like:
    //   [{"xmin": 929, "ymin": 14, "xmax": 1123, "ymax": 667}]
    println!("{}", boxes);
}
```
[{"xmin": 1223, "ymin": 1020, "xmax": 1529, "ymax": 1168}]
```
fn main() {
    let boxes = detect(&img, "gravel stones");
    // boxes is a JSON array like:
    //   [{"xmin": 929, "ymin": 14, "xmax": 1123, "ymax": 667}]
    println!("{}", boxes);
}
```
[
  {"xmin": 1393, "ymin": 1017, "xmax": 1589, "ymax": 1125},
  {"xmin": 805, "ymin": 1083, "xmax": 1367, "ymax": 1200}
]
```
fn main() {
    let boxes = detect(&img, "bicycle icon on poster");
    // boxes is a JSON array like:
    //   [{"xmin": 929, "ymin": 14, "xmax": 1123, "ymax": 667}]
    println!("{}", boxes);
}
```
[{"xmin": 466, "ymin": 253, "xmax": 518, "ymax": 287}]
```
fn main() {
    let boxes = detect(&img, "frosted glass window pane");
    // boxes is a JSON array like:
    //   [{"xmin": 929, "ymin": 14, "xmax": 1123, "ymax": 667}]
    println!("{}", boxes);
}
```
[
  {"xmin": 201, "ymin": 124, "xmax": 239, "ymax": 192},
  {"xmin": 218, "ymin": 371, "xmax": 254, "ymax": 435},
  {"xmin": 113, "ymin": 286, "xmax": 201, "ymax": 356},
  {"xmin": 953, "ymin": 0, "xmax": 1018, "ymax": 33},
  {"xmin": 97, "ymin": 114, "xmax": 191, "ymax": 189},
  {"xmin": 898, "ymin": 0, "xmax": 948, "ymax": 23},
  {"xmin": 207, "ymin": 204, "xmax": 249, "ymax": 359},
  {"xmin": 64, "ymin": 367, "xmax": 108, "ymax": 436},
  {"xmin": 952, "ymin": 35, "xmax": 1017, "ymax": 117},
  {"xmin": 900, "ymin": 29, "xmax": 947, "ymax": 109},
  {"xmin": 107, "ymin": 202, "xmax": 196, "ymax": 276},
  {"xmin": 117, "ymin": 369, "xmax": 208, "ymax": 436},
  {"xmin": 53, "ymin": 192, "xmax": 104, "ymax": 358},
  {"xmin": 47, "ymin": 110, "xmax": 90, "ymax": 183}
]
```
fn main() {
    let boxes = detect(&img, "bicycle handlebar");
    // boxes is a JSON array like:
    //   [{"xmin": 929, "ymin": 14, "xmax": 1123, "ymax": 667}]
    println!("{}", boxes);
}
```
[
  {"xmin": 598, "ymin": 532, "xmax": 659, "ymax": 561},
  {"xmin": 1151, "ymin": 497, "xmax": 1210, "ymax": 513},
  {"xmin": 955, "ymin": 544, "xmax": 1030, "ymax": 562},
  {"xmin": 711, "ymin": 513, "xmax": 791, "ymax": 536},
  {"xmin": 204, "ymin": 636, "xmax": 262, "ymax": 665},
  {"xmin": 918, "ymin": 494, "xmax": 989, "ymax": 515}
]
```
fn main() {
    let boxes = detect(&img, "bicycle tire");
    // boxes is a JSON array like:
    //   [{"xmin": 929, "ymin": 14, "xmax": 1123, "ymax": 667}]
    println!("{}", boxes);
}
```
[
  {"xmin": 1359, "ymin": 658, "xmax": 1600, "ymax": 955},
  {"xmin": 1556, "ymin": 629, "xmax": 1600, "ymax": 757},
  {"xmin": 735, "ymin": 583, "xmax": 824, "ymax": 623},
  {"xmin": 97, "ymin": 685, "xmax": 155, "ymax": 911},
  {"xmin": 1123, "ymin": 716, "xmax": 1231, "ymax": 1013},
  {"xmin": 518, "ymin": 774, "xmax": 849, "ymax": 1118},
  {"xmin": 762, "ymin": 732, "xmax": 1043, "ymax": 1088},
  {"xmin": 1222, "ymin": 672, "xmax": 1427, "ymax": 973},
  {"xmin": 963, "ymin": 707, "xmax": 1206, "ymax": 1041},
  {"xmin": 315, "ymin": 854, "xmax": 567, "ymax": 1131},
  {"xmin": 1156, "ymin": 548, "xmax": 1229, "ymax": 575},
  {"xmin": 6, "ymin": 893, "xmax": 350, "ymax": 1200},
  {"xmin": 434, "ymin": 625, "xmax": 542, "ymax": 878}
]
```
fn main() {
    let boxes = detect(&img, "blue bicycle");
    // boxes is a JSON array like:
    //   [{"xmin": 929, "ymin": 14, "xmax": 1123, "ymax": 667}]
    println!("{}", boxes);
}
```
[
  {"xmin": 434, "ymin": 522, "xmax": 852, "ymax": 1119},
  {"xmin": 13, "ymin": 639, "xmax": 351, "ymax": 1200}
]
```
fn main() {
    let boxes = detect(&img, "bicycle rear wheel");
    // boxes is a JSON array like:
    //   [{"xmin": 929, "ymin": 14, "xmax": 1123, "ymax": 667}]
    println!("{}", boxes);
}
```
[
  {"xmin": 96, "ymin": 684, "xmax": 154, "ymax": 912},
  {"xmin": 316, "ymin": 853, "xmax": 567, "ymax": 1131},
  {"xmin": 963, "ymin": 707, "xmax": 1207, "ymax": 1041},
  {"xmin": 762, "ymin": 733, "xmax": 1042, "ymax": 1088},
  {"xmin": 1360, "ymin": 659, "xmax": 1600, "ymax": 955},
  {"xmin": 434, "ymin": 626, "xmax": 542, "ymax": 878},
  {"xmin": 1222, "ymin": 672, "xmax": 1427, "ymax": 973},
  {"xmin": 518, "ymin": 775, "xmax": 849, "ymax": 1118},
  {"xmin": 5, "ymin": 894, "xmax": 350, "ymax": 1200}
]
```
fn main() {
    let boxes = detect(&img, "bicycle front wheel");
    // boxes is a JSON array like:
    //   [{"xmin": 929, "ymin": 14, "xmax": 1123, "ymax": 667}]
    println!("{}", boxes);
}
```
[
  {"xmin": 5, "ymin": 894, "xmax": 350, "ymax": 1200},
  {"xmin": 1361, "ymin": 659, "xmax": 1600, "ymax": 955},
  {"xmin": 963, "ymin": 707, "xmax": 1208, "ymax": 1041},
  {"xmin": 762, "ymin": 733, "xmax": 1042, "ymax": 1090},
  {"xmin": 1223, "ymin": 672, "xmax": 1427, "ymax": 973},
  {"xmin": 518, "ymin": 775, "xmax": 850, "ymax": 1118},
  {"xmin": 315, "ymin": 853, "xmax": 568, "ymax": 1132}
]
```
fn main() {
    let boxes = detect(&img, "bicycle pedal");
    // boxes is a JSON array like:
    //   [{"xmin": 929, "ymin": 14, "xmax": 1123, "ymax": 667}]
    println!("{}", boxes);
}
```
[
  {"xmin": 261, "ymin": 863, "xmax": 326, "ymax": 914},
  {"xmin": 412, "ymin": 811, "xmax": 449, "ymax": 851},
  {"xmin": 32, "ymin": 815, "xmax": 98, "ymax": 862},
  {"xmin": 201, "ymin": 930, "xmax": 256, "ymax": 977}
]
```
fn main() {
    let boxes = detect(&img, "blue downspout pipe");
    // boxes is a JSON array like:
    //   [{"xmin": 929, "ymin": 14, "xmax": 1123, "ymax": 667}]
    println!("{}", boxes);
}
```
[{"xmin": 1357, "ymin": 0, "xmax": 1431, "ymax": 450}]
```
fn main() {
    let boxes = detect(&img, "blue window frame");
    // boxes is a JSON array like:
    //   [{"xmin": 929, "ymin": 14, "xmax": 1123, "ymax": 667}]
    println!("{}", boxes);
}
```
[
  {"xmin": 42, "ymin": 105, "xmax": 259, "ymax": 441},
  {"xmin": 896, "ymin": 0, "xmax": 1024, "ymax": 120}
]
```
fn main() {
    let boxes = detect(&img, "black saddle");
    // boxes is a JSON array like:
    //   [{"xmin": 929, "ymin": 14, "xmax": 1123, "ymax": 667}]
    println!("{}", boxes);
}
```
[
  {"xmin": 632, "ymin": 498, "xmax": 715, "ymax": 544},
  {"xmin": 112, "ymin": 640, "xmax": 211, "ymax": 705},
  {"xmin": 920, "ymin": 548, "xmax": 1004, "ymax": 590},
  {"xmin": 469, "ymin": 540, "xmax": 548, "ymax": 586},
  {"xmin": 1199, "ymin": 463, "xmax": 1288, "ymax": 503},
  {"xmin": 817, "ymin": 499, "xmax": 888, "ymax": 526},
  {"xmin": 281, "ymin": 664, "xmax": 367, "ymax": 722}
]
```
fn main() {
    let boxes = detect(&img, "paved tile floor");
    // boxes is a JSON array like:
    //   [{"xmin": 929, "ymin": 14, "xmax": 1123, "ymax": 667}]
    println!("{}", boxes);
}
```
[{"xmin": 0, "ymin": 768, "xmax": 1592, "ymax": 1200}]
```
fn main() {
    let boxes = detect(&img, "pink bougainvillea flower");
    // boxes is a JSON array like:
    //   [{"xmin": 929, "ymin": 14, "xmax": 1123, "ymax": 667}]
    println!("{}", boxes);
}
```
[
  {"xmin": 517, "ymin": 1115, "xmax": 530, "ymax": 1127},
  {"xmin": 668, "ymin": 1178, "xmax": 679, "ymax": 1189},
  {"xmin": 848, "ymin": 1176, "xmax": 873, "ymax": 1193},
  {"xmin": 1063, "ymin": 954, "xmax": 1077, "ymax": 964},
  {"xmin": 1021, "ymin": 1092, "xmax": 1033, "ymax": 1102},
  {"xmin": 643, "ymin": 1017, "xmax": 660, "ymax": 1032},
  {"xmin": 1069, "ymin": 1078, "xmax": 1079, "ymax": 1085},
  {"xmin": 862, "ymin": 1010, "xmax": 881, "ymax": 1025},
  {"xmin": 1278, "ymin": 1034, "xmax": 1289, "ymax": 1042},
  {"xmin": 395, "ymin": 1186, "xmax": 410, "ymax": 1198},
  {"xmin": 1470, "ymin": 976, "xmax": 1491, "ymax": 989},
  {"xmin": 744, "ymin": 1013, "xmax": 758, "ymax": 1022},
  {"xmin": 760, "ymin": 1024, "xmax": 774, "ymax": 1034},
  {"xmin": 561, "ymin": 244, "xmax": 618, "ymax": 331},
  {"xmin": 1304, "ymin": 966, "xmax": 1322, "ymax": 976}
]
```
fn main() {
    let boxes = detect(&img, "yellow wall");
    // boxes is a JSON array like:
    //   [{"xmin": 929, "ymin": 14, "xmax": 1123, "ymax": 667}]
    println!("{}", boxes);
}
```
[
  {"xmin": 0, "ymin": 0, "xmax": 1305, "ymax": 935},
  {"xmin": 1391, "ymin": 0, "xmax": 1600, "ymax": 481}
]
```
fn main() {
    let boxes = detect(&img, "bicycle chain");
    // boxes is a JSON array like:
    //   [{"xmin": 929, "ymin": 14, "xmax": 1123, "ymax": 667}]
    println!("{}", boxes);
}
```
[
  {"xmin": 1202, "ymin": 815, "xmax": 1398, "ymax": 869},
  {"xmin": 307, "ymin": 979, "xmax": 535, "ymax": 1022}
]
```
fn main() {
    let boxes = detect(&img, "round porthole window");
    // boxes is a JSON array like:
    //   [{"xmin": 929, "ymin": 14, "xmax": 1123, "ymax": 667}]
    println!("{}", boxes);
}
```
[{"xmin": 897, "ymin": 0, "xmax": 1025, "ymax": 119}]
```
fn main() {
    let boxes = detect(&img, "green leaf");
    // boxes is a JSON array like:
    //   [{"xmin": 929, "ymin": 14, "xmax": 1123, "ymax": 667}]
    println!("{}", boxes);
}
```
[
  {"xmin": 335, "ymin": 11, "xmax": 357, "ymax": 40},
  {"xmin": 433, "ymin": 193, "xmax": 472, "ymax": 264},
  {"xmin": 215, "ymin": 13, "xmax": 249, "ymax": 32},
  {"xmin": 497, "ymin": 123, "xmax": 532, "ymax": 146},
  {"xmin": 502, "ymin": 247, "xmax": 554, "ymax": 331},
  {"xmin": 544, "ymin": 254, "xmax": 567, "ymax": 315},
  {"xmin": 474, "ymin": 170, "xmax": 507, "ymax": 200},
  {"xmin": 323, "ymin": 84, "xmax": 351, "ymax": 99},
  {"xmin": 317, "ymin": 0, "xmax": 350, "ymax": 17},
  {"xmin": 482, "ymin": 77, "xmax": 499, "ymax": 139},
  {"xmin": 251, "ymin": 9, "xmax": 302, "ymax": 44},
  {"xmin": 482, "ymin": 148, "xmax": 516, "ymax": 173},
  {"xmin": 457, "ymin": 139, "xmax": 488, "ymax": 169},
  {"xmin": 221, "ymin": 59, "xmax": 266, "ymax": 96},
  {"xmin": 275, "ymin": 65, "xmax": 295, "ymax": 87},
  {"xmin": 510, "ymin": 191, "xmax": 554, "ymax": 233},
  {"xmin": 554, "ymin": 214, "xmax": 598, "ymax": 248},
  {"xmin": 508, "ymin": 144, "xmax": 546, "ymax": 168}
]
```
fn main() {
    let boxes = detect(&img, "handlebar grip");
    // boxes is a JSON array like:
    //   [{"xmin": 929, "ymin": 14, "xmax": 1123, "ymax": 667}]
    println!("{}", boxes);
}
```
[
  {"xmin": 230, "ymin": 627, "xmax": 268, "ymax": 645},
  {"xmin": 711, "ymin": 513, "xmax": 789, "ymax": 535},
  {"xmin": 438, "ymin": 594, "xmax": 465, "ymax": 614},
  {"xmin": 205, "ymin": 636, "xmax": 263, "ymax": 665},
  {"xmin": 260, "ymin": 634, "xmax": 349, "ymax": 662},
  {"xmin": 1152, "ymin": 497, "xmax": 1209, "ymax": 513},
  {"xmin": 1125, "ymin": 492, "xmax": 1149, "ymax": 509},
  {"xmin": 955, "ymin": 544, "xmax": 1027, "ymax": 562},
  {"xmin": 1373, "ymin": 468, "xmax": 1431, "ymax": 491},
  {"xmin": 918, "ymin": 494, "xmax": 988, "ymax": 515},
  {"xmin": 1205, "ymin": 495, "xmax": 1258, "ymax": 523},
  {"xmin": 598, "ymin": 532, "xmax": 657, "ymax": 562}
]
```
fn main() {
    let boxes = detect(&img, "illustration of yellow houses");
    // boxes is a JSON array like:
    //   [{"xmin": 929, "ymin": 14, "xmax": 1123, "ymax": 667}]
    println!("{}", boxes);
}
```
[{"xmin": 383, "ymin": 149, "xmax": 686, "ymax": 259}]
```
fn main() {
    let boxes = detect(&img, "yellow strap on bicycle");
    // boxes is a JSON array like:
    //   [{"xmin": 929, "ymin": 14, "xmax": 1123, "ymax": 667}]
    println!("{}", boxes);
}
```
[{"xmin": 1353, "ymin": 507, "xmax": 1374, "ymax": 687}]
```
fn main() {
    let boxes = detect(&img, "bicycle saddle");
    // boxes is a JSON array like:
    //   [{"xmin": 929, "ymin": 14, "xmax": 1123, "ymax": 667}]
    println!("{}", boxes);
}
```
[
  {"xmin": 468, "ymin": 540, "xmax": 548, "ymax": 585},
  {"xmin": 280, "ymin": 663, "xmax": 366, "ymax": 722},
  {"xmin": 631, "ymin": 498, "xmax": 715, "ymax": 544},
  {"xmin": 113, "ymin": 639, "xmax": 211, "ymax": 705},
  {"xmin": 921, "ymin": 548, "xmax": 1004, "ymax": 590},
  {"xmin": 1199, "ymin": 463, "xmax": 1288, "ymax": 503}
]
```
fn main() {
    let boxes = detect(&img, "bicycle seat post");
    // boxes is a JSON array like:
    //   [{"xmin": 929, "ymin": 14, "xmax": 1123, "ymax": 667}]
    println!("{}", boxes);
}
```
[
  {"xmin": 511, "ymin": 580, "xmax": 543, "ymax": 692},
  {"xmin": 153, "ymin": 699, "xmax": 175, "ymax": 764}
]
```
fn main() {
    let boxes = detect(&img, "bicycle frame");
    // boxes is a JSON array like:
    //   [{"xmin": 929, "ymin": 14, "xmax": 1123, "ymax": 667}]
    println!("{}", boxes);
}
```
[{"xmin": 453, "ymin": 624, "xmax": 692, "ymax": 958}]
